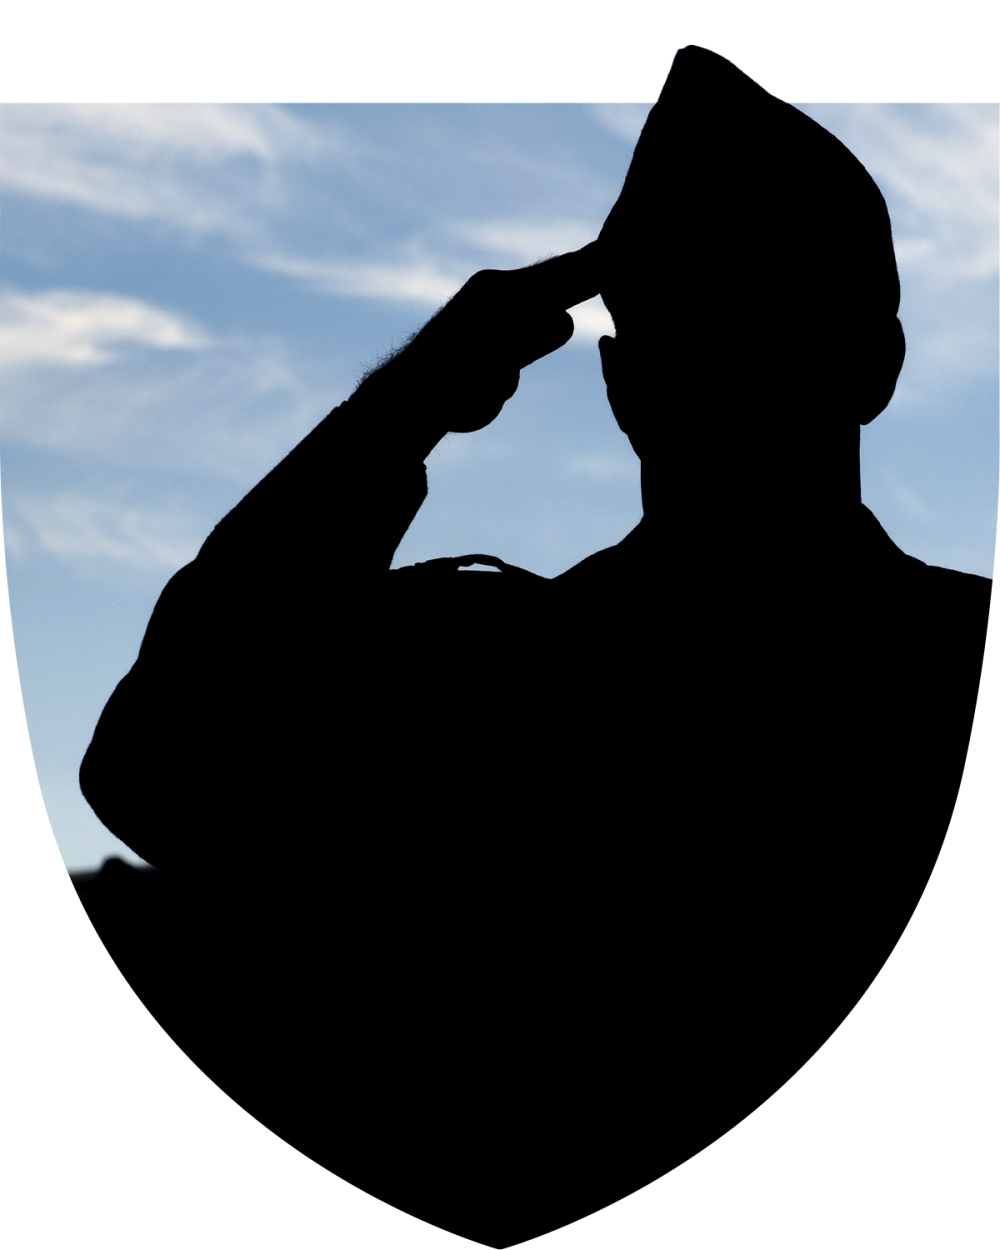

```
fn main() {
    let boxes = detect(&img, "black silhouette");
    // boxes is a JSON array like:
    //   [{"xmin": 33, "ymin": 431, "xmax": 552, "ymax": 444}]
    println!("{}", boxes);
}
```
[{"xmin": 74, "ymin": 48, "xmax": 991, "ymax": 1248}]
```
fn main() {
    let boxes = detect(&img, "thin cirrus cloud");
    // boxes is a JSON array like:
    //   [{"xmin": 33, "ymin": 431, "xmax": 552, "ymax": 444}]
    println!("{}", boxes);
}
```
[
  {"xmin": 253, "ymin": 250, "xmax": 467, "ymax": 306},
  {"xmin": 0, "ymin": 103, "xmax": 617, "ymax": 332},
  {"xmin": 256, "ymin": 218, "xmax": 604, "ymax": 297},
  {"xmin": 1, "ymin": 333, "xmax": 325, "ymax": 484},
  {"xmin": 5, "ymin": 491, "xmax": 203, "ymax": 571},
  {"xmin": 793, "ymin": 104, "xmax": 1000, "ymax": 402},
  {"xmin": 0, "ymin": 286, "xmax": 328, "ymax": 487},
  {"xmin": 452, "ymin": 218, "xmax": 599, "ymax": 263},
  {"xmin": 3, "ymin": 102, "xmax": 995, "ymax": 295},
  {"xmin": 253, "ymin": 215, "xmax": 615, "ymax": 343},
  {"xmin": 0, "ymin": 103, "xmax": 327, "ymax": 241},
  {"xmin": 798, "ymin": 103, "xmax": 999, "ymax": 284},
  {"xmin": 0, "ymin": 288, "xmax": 210, "ymax": 369}
]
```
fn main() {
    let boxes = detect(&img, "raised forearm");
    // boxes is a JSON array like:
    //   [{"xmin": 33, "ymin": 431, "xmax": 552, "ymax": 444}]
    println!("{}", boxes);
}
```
[
  {"xmin": 196, "ymin": 386, "xmax": 442, "ymax": 583},
  {"xmin": 184, "ymin": 261, "xmax": 550, "ymax": 586},
  {"xmin": 80, "ymin": 247, "xmax": 601, "ymax": 870}
]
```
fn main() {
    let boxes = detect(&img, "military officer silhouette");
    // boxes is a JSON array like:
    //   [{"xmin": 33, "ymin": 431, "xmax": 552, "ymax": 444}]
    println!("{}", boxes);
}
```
[
  {"xmin": 72, "ymin": 51, "xmax": 990, "ymax": 940},
  {"xmin": 76, "ymin": 46, "xmax": 991, "ymax": 1248}
]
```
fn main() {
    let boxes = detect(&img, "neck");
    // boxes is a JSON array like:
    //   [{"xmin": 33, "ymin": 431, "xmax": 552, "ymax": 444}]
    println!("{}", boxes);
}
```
[{"xmin": 639, "ymin": 420, "xmax": 863, "ymax": 551}]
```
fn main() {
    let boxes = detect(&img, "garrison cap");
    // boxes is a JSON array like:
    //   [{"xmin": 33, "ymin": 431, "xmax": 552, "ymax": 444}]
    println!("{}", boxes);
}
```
[{"xmin": 599, "ymin": 46, "xmax": 900, "ymax": 332}]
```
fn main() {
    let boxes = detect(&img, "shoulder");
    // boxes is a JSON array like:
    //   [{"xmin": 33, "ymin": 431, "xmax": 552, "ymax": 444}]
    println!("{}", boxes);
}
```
[
  {"xmin": 918, "ymin": 560, "xmax": 993, "ymax": 613},
  {"xmin": 855, "ymin": 514, "xmax": 991, "ymax": 827},
  {"xmin": 860, "ymin": 505, "xmax": 992, "ymax": 640}
]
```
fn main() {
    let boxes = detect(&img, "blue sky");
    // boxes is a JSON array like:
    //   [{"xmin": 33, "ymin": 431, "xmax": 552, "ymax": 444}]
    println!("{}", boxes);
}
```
[{"xmin": 1, "ymin": 100, "xmax": 997, "ymax": 872}]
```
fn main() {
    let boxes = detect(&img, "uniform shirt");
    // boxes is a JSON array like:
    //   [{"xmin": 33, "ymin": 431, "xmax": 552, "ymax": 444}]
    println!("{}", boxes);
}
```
[{"xmin": 80, "ymin": 380, "xmax": 990, "ymax": 890}]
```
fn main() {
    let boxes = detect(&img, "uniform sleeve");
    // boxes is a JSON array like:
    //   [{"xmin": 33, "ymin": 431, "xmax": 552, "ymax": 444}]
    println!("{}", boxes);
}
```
[
  {"xmin": 195, "ymin": 393, "xmax": 430, "ymax": 581},
  {"xmin": 79, "ymin": 385, "xmax": 440, "ymax": 872}
]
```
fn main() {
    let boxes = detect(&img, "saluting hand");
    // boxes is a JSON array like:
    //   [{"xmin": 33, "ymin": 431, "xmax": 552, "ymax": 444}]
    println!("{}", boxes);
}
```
[{"xmin": 361, "ymin": 242, "xmax": 601, "ymax": 436}]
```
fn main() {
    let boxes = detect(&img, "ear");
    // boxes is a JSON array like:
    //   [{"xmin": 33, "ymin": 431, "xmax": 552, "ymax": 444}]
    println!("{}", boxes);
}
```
[
  {"xmin": 804, "ymin": 316, "xmax": 906, "ymax": 425},
  {"xmin": 598, "ymin": 334, "xmax": 617, "ymax": 383},
  {"xmin": 598, "ymin": 334, "xmax": 629, "ymax": 436},
  {"xmin": 857, "ymin": 316, "xmax": 905, "ymax": 426},
  {"xmin": 598, "ymin": 333, "xmax": 651, "ymax": 458}
]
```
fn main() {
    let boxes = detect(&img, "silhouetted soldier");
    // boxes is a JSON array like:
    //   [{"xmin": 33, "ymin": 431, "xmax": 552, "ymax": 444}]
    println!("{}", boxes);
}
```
[{"xmin": 76, "ymin": 47, "xmax": 991, "ymax": 1249}]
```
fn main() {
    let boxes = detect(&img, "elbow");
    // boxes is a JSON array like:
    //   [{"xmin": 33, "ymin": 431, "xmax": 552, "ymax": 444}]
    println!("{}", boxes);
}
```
[{"xmin": 79, "ymin": 671, "xmax": 177, "ymax": 871}]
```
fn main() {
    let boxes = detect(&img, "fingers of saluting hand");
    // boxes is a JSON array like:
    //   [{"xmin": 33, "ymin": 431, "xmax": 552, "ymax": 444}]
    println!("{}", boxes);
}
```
[
  {"xmin": 510, "ymin": 240, "xmax": 602, "ymax": 311},
  {"xmin": 458, "ymin": 241, "xmax": 601, "ymax": 317},
  {"xmin": 452, "ymin": 242, "xmax": 600, "ymax": 368},
  {"xmin": 383, "ymin": 241, "xmax": 601, "ymax": 434}
]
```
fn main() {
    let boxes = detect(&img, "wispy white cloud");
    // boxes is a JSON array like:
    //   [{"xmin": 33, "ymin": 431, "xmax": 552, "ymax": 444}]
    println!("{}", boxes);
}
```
[
  {"xmin": 1, "ymin": 311, "xmax": 328, "ymax": 484},
  {"xmin": 0, "ymin": 288, "xmax": 210, "ymax": 369},
  {"xmin": 7, "ymin": 491, "xmax": 203, "ymax": 570},
  {"xmin": 589, "ymin": 104, "xmax": 654, "ymax": 146},
  {"xmin": 0, "ymin": 103, "xmax": 325, "ymax": 241},
  {"xmin": 452, "ymin": 218, "xmax": 598, "ymax": 265},
  {"xmin": 254, "ymin": 257, "xmax": 615, "ymax": 358},
  {"xmin": 255, "ymin": 228, "xmax": 614, "ymax": 342},
  {"xmin": 253, "ymin": 234, "xmax": 615, "ymax": 356},
  {"xmin": 253, "ymin": 251, "xmax": 464, "ymax": 306},
  {"xmin": 799, "ymin": 104, "xmax": 999, "ymax": 284}
]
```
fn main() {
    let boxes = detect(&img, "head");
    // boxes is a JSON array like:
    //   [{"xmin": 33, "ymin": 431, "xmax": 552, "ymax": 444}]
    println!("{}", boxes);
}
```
[{"xmin": 597, "ymin": 47, "xmax": 905, "ymax": 477}]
